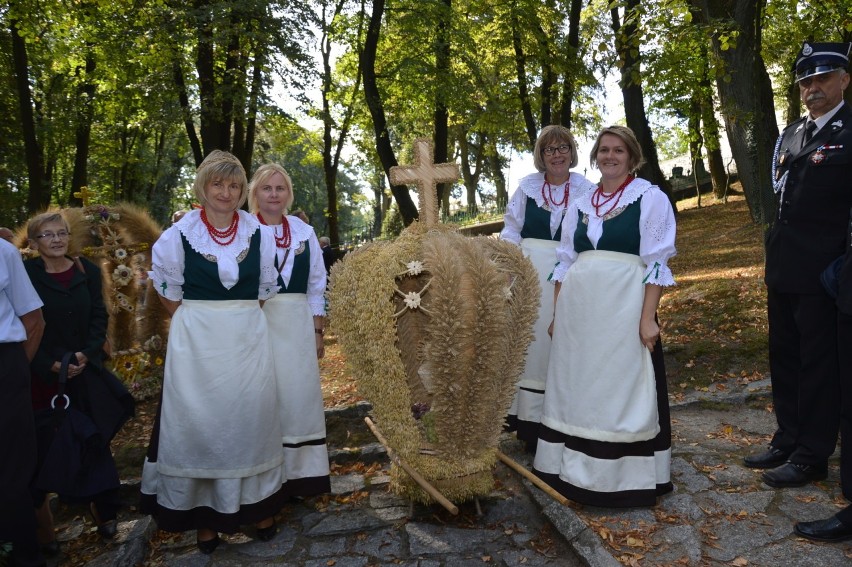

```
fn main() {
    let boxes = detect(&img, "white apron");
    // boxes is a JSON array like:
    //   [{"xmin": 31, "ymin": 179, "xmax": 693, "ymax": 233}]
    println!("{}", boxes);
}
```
[
  {"xmin": 143, "ymin": 299, "xmax": 285, "ymax": 512},
  {"xmin": 263, "ymin": 294, "xmax": 330, "ymax": 481},
  {"xmin": 508, "ymin": 238, "xmax": 559, "ymax": 423},
  {"xmin": 542, "ymin": 250, "xmax": 659, "ymax": 443}
]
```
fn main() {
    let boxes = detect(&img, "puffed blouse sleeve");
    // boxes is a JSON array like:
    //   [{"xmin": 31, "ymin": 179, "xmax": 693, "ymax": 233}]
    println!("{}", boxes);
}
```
[
  {"xmin": 150, "ymin": 226, "xmax": 185, "ymax": 301},
  {"xmin": 499, "ymin": 186, "xmax": 526, "ymax": 244},
  {"xmin": 639, "ymin": 187, "xmax": 677, "ymax": 287},
  {"xmin": 550, "ymin": 203, "xmax": 580, "ymax": 282},
  {"xmin": 306, "ymin": 231, "xmax": 328, "ymax": 316},
  {"xmin": 257, "ymin": 225, "xmax": 279, "ymax": 300}
]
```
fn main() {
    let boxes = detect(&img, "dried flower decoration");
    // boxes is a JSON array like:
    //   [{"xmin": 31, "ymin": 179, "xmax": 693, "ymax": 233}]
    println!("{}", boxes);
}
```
[{"xmin": 112, "ymin": 264, "xmax": 133, "ymax": 287}]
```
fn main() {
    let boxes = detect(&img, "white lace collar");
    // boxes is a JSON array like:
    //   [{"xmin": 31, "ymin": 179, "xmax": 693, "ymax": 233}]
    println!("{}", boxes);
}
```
[
  {"xmin": 262, "ymin": 214, "xmax": 314, "ymax": 249},
  {"xmin": 576, "ymin": 177, "xmax": 654, "ymax": 218},
  {"xmin": 177, "ymin": 209, "xmax": 260, "ymax": 260},
  {"xmin": 519, "ymin": 171, "xmax": 595, "ymax": 209}
]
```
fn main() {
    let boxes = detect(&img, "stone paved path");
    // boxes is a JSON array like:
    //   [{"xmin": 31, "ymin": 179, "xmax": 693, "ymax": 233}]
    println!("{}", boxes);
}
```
[{"xmin": 44, "ymin": 382, "xmax": 852, "ymax": 566}]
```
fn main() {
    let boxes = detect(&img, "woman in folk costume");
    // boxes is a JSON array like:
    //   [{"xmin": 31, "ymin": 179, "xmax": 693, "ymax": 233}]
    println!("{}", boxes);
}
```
[
  {"xmin": 249, "ymin": 163, "xmax": 331, "ymax": 498},
  {"xmin": 501, "ymin": 125, "xmax": 597, "ymax": 452},
  {"xmin": 533, "ymin": 125, "xmax": 676, "ymax": 507},
  {"xmin": 140, "ymin": 151, "xmax": 286, "ymax": 553}
]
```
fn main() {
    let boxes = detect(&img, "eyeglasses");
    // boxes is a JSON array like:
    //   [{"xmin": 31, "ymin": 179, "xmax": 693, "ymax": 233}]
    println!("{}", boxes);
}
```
[
  {"xmin": 35, "ymin": 231, "xmax": 70, "ymax": 240},
  {"xmin": 543, "ymin": 144, "xmax": 572, "ymax": 156}
]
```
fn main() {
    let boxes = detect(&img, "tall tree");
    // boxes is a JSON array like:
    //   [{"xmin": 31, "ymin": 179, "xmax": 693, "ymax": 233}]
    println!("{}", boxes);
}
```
[
  {"xmin": 319, "ymin": 0, "xmax": 365, "ymax": 246},
  {"xmin": 7, "ymin": 4, "xmax": 49, "ymax": 211},
  {"xmin": 610, "ymin": 0, "xmax": 675, "ymax": 206},
  {"xmin": 689, "ymin": 0, "xmax": 778, "ymax": 225},
  {"xmin": 360, "ymin": 0, "xmax": 418, "ymax": 224}
]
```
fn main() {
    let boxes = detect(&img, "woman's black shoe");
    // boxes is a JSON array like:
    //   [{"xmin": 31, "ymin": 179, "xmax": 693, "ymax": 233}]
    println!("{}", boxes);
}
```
[
  {"xmin": 196, "ymin": 535, "xmax": 221, "ymax": 554},
  {"xmin": 256, "ymin": 522, "xmax": 277, "ymax": 541},
  {"xmin": 89, "ymin": 503, "xmax": 117, "ymax": 539}
]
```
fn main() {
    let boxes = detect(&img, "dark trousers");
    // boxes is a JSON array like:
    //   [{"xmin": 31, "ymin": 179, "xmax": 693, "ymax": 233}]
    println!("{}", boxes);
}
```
[
  {"xmin": 0, "ymin": 342, "xmax": 43, "ymax": 567},
  {"xmin": 838, "ymin": 313, "xmax": 852, "ymax": 508},
  {"xmin": 767, "ymin": 289, "xmax": 841, "ymax": 466}
]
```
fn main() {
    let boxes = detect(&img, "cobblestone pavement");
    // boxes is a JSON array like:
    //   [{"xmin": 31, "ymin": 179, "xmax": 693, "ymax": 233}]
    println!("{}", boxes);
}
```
[{"xmin": 46, "ymin": 381, "xmax": 852, "ymax": 566}]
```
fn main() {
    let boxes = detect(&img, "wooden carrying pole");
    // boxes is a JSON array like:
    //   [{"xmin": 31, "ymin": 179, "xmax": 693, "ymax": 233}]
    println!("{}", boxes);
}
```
[
  {"xmin": 364, "ymin": 417, "xmax": 459, "ymax": 515},
  {"xmin": 496, "ymin": 450, "xmax": 571, "ymax": 506}
]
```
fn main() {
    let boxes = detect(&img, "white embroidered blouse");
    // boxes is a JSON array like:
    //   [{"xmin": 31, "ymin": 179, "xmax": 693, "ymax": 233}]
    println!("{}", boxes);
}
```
[
  {"xmin": 267, "ymin": 215, "xmax": 327, "ymax": 316},
  {"xmin": 150, "ymin": 209, "xmax": 279, "ymax": 301},
  {"xmin": 500, "ymin": 171, "xmax": 598, "ymax": 244},
  {"xmin": 551, "ymin": 177, "xmax": 677, "ymax": 286}
]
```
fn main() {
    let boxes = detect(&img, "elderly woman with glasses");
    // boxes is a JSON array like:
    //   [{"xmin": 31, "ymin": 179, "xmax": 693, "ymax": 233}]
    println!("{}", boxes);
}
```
[
  {"xmin": 500, "ymin": 125, "xmax": 596, "ymax": 452},
  {"xmin": 24, "ymin": 212, "xmax": 129, "ymax": 553}
]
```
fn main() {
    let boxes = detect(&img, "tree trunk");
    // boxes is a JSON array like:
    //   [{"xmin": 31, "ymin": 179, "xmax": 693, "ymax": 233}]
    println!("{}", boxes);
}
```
[
  {"xmin": 362, "ymin": 0, "xmax": 418, "ymax": 224},
  {"xmin": 322, "ymin": 1, "xmax": 341, "ymax": 246},
  {"xmin": 173, "ymin": 60, "xmax": 203, "ymax": 167},
  {"xmin": 688, "ymin": 100, "xmax": 703, "ymax": 207},
  {"xmin": 698, "ymin": 55, "xmax": 728, "ymax": 198},
  {"xmin": 611, "ymin": 0, "xmax": 676, "ymax": 211},
  {"xmin": 69, "ymin": 52, "xmax": 96, "ymax": 206},
  {"xmin": 458, "ymin": 129, "xmax": 482, "ymax": 213},
  {"xmin": 433, "ymin": 0, "xmax": 452, "ymax": 209},
  {"xmin": 511, "ymin": 7, "xmax": 538, "ymax": 150},
  {"xmin": 558, "ymin": 0, "xmax": 583, "ymax": 127},
  {"xmin": 9, "ymin": 11, "xmax": 49, "ymax": 212},
  {"xmin": 689, "ymin": 0, "xmax": 778, "ymax": 225},
  {"xmin": 196, "ymin": 2, "xmax": 218, "ymax": 155},
  {"xmin": 486, "ymin": 137, "xmax": 508, "ymax": 206}
]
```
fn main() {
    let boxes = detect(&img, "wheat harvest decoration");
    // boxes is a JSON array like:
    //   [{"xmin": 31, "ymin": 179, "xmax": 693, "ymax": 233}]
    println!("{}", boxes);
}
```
[{"xmin": 328, "ymin": 138, "xmax": 540, "ymax": 506}]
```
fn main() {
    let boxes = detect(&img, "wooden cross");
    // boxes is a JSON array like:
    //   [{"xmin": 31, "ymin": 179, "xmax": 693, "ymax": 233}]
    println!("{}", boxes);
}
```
[
  {"xmin": 73, "ymin": 186, "xmax": 92, "ymax": 206},
  {"xmin": 389, "ymin": 138, "xmax": 459, "ymax": 227}
]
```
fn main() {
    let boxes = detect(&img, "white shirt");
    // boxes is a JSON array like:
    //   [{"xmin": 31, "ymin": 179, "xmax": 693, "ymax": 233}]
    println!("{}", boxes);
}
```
[
  {"xmin": 150, "ymin": 209, "xmax": 279, "ymax": 301},
  {"xmin": 552, "ymin": 177, "xmax": 677, "ymax": 286},
  {"xmin": 500, "ymin": 171, "xmax": 597, "ymax": 244},
  {"xmin": 0, "ymin": 239, "xmax": 43, "ymax": 343},
  {"xmin": 268, "ymin": 215, "xmax": 327, "ymax": 316},
  {"xmin": 807, "ymin": 99, "xmax": 846, "ymax": 136}
]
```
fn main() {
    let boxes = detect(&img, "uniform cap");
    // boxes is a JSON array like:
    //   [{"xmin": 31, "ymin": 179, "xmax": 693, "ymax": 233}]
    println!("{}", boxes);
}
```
[{"xmin": 794, "ymin": 42, "xmax": 852, "ymax": 82}]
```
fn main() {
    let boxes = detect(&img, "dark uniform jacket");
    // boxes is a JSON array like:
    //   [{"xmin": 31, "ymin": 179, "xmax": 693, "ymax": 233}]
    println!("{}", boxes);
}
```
[{"xmin": 766, "ymin": 103, "xmax": 852, "ymax": 294}]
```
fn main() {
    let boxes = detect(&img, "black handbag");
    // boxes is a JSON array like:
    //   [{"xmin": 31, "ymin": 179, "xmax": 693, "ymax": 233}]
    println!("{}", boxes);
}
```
[
  {"xmin": 33, "ymin": 353, "xmax": 121, "ymax": 499},
  {"xmin": 69, "ymin": 364, "xmax": 135, "ymax": 444}
]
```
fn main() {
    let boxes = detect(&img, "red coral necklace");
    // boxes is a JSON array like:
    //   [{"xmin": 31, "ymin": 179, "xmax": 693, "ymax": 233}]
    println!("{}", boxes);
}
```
[
  {"xmin": 591, "ymin": 175, "xmax": 634, "ymax": 217},
  {"xmin": 258, "ymin": 213, "xmax": 291, "ymax": 249},
  {"xmin": 541, "ymin": 178, "xmax": 570, "ymax": 209},
  {"xmin": 200, "ymin": 208, "xmax": 239, "ymax": 246}
]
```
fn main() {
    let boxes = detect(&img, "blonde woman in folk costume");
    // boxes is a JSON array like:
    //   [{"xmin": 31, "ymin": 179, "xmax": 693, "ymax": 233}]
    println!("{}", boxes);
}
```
[
  {"xmin": 140, "ymin": 151, "xmax": 285, "ymax": 553},
  {"xmin": 249, "ymin": 163, "xmax": 331, "ymax": 500},
  {"xmin": 534, "ymin": 125, "xmax": 676, "ymax": 507},
  {"xmin": 501, "ymin": 125, "xmax": 597, "ymax": 452}
]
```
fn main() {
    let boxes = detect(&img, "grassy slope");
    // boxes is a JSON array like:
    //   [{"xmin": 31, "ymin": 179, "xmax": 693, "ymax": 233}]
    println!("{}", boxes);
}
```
[{"xmin": 661, "ymin": 194, "xmax": 768, "ymax": 401}]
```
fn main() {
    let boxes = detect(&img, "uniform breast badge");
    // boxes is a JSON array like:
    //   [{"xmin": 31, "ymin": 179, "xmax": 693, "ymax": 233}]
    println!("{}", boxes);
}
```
[{"xmin": 811, "ymin": 144, "xmax": 844, "ymax": 164}]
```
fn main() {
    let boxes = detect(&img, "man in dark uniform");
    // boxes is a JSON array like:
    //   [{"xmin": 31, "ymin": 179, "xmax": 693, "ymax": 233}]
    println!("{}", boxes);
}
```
[{"xmin": 744, "ymin": 42, "xmax": 852, "ymax": 488}]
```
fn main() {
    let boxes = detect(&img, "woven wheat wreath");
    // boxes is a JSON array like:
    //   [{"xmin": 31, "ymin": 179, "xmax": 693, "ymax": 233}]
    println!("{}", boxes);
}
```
[{"xmin": 328, "ymin": 139, "xmax": 539, "ymax": 503}]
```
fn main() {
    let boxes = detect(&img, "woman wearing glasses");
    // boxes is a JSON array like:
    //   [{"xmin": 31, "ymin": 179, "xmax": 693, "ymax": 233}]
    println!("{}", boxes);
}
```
[
  {"xmin": 24, "ymin": 212, "xmax": 129, "ymax": 552},
  {"xmin": 501, "ymin": 125, "xmax": 596, "ymax": 452}
]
